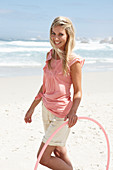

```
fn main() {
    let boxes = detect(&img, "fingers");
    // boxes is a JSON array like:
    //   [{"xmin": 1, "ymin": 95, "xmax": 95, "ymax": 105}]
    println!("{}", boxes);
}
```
[
  {"xmin": 68, "ymin": 115, "xmax": 78, "ymax": 128},
  {"xmin": 24, "ymin": 109, "xmax": 33, "ymax": 123},
  {"xmin": 24, "ymin": 116, "xmax": 32, "ymax": 123},
  {"xmin": 64, "ymin": 115, "xmax": 68, "ymax": 121},
  {"xmin": 28, "ymin": 117, "xmax": 32, "ymax": 123}
]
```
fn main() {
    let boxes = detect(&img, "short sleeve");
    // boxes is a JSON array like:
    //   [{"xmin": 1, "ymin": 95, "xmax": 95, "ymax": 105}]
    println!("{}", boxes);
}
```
[{"xmin": 68, "ymin": 53, "xmax": 85, "ymax": 68}]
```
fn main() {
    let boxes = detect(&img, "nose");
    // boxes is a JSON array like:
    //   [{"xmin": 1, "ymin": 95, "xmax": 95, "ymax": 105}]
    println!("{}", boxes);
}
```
[{"xmin": 54, "ymin": 36, "xmax": 59, "ymax": 41}]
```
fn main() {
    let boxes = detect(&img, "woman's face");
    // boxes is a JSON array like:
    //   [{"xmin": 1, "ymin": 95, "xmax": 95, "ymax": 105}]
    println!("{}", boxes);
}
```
[{"xmin": 51, "ymin": 26, "xmax": 68, "ymax": 50}]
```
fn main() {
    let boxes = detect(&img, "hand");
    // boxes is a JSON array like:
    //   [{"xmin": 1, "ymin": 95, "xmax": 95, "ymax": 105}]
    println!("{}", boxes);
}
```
[
  {"xmin": 64, "ymin": 111, "xmax": 78, "ymax": 128},
  {"xmin": 24, "ymin": 108, "xmax": 34, "ymax": 123}
]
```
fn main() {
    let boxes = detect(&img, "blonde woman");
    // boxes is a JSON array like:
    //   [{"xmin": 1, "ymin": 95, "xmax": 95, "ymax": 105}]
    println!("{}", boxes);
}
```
[{"xmin": 24, "ymin": 16, "xmax": 85, "ymax": 170}]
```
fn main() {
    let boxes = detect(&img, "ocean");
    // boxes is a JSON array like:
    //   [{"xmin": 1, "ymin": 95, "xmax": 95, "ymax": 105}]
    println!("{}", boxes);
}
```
[{"xmin": 0, "ymin": 39, "xmax": 113, "ymax": 77}]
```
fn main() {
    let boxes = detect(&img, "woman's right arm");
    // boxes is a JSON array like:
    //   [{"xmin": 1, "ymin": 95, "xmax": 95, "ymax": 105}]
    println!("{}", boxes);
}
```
[{"xmin": 24, "ymin": 85, "xmax": 43, "ymax": 123}]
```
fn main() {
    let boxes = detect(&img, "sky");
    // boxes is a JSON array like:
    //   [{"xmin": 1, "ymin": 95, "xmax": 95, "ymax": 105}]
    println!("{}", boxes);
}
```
[{"xmin": 0, "ymin": 0, "xmax": 113, "ymax": 39}]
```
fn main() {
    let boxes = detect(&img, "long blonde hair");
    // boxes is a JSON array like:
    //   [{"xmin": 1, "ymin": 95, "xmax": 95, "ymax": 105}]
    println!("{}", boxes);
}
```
[{"xmin": 48, "ymin": 16, "xmax": 75, "ymax": 74}]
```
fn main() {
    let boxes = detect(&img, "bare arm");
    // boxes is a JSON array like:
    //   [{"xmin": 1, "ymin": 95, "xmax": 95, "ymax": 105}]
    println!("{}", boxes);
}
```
[
  {"xmin": 64, "ymin": 62, "xmax": 82, "ymax": 127},
  {"xmin": 24, "ymin": 84, "xmax": 43, "ymax": 123}
]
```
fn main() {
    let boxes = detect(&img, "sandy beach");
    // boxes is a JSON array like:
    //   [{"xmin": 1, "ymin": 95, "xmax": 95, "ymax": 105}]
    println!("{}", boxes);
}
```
[{"xmin": 0, "ymin": 71, "xmax": 113, "ymax": 170}]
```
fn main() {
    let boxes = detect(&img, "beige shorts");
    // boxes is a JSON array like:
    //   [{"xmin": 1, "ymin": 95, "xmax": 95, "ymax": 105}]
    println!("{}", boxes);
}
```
[{"xmin": 42, "ymin": 103, "xmax": 70, "ymax": 146}]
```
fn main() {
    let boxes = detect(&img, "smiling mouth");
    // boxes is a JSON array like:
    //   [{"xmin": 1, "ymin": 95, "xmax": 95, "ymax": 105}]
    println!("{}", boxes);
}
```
[{"xmin": 54, "ymin": 41, "xmax": 61, "ymax": 45}]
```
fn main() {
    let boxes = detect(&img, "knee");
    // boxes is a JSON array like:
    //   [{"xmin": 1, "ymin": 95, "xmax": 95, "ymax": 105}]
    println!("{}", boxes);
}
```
[
  {"xmin": 56, "ymin": 146, "xmax": 67, "ymax": 156},
  {"xmin": 61, "ymin": 149, "xmax": 67, "ymax": 156}
]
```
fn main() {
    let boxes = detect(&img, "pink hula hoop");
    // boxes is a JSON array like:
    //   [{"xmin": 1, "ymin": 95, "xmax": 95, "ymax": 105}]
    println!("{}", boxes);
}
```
[{"xmin": 34, "ymin": 116, "xmax": 110, "ymax": 170}]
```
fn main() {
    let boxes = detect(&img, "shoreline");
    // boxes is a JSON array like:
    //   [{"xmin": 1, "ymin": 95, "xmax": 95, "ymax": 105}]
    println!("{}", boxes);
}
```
[{"xmin": 0, "ymin": 65, "xmax": 113, "ymax": 78}]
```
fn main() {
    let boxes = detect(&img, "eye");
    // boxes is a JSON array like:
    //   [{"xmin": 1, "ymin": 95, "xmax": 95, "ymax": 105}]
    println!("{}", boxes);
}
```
[
  {"xmin": 59, "ymin": 33, "xmax": 63, "ymax": 36},
  {"xmin": 51, "ymin": 32, "xmax": 55, "ymax": 35}
]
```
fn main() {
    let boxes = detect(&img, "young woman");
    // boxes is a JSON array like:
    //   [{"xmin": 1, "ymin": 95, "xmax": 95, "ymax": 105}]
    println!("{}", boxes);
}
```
[{"xmin": 24, "ymin": 16, "xmax": 85, "ymax": 170}]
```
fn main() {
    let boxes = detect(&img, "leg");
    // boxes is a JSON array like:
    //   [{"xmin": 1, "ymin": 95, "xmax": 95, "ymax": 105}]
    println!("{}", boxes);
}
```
[
  {"xmin": 54, "ymin": 146, "xmax": 73, "ymax": 167},
  {"xmin": 37, "ymin": 142, "xmax": 73, "ymax": 170}
]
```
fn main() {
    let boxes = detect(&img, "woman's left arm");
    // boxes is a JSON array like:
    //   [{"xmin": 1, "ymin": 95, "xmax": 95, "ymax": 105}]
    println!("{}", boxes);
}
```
[{"xmin": 64, "ymin": 62, "xmax": 82, "ymax": 128}]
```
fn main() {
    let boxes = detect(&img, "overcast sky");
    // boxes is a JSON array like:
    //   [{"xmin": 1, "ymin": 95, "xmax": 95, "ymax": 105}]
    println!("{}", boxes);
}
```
[{"xmin": 0, "ymin": 0, "xmax": 113, "ymax": 39}]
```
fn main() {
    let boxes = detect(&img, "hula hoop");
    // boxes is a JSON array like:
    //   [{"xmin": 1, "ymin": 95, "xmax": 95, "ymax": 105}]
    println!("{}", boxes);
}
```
[{"xmin": 34, "ymin": 116, "xmax": 110, "ymax": 170}]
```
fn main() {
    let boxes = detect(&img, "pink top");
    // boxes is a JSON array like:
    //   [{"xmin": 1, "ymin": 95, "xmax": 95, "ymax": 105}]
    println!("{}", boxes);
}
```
[{"xmin": 35, "ymin": 49, "xmax": 85, "ymax": 118}]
